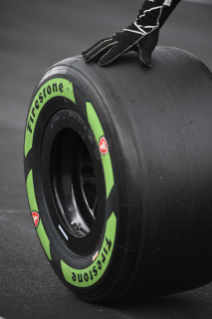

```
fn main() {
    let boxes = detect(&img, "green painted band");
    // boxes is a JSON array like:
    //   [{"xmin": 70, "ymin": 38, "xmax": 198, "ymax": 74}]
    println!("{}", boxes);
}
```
[
  {"xmin": 26, "ymin": 170, "xmax": 38, "ymax": 212},
  {"xmin": 61, "ymin": 212, "xmax": 116, "ymax": 287},
  {"xmin": 26, "ymin": 170, "xmax": 52, "ymax": 261},
  {"xmin": 24, "ymin": 78, "xmax": 76, "ymax": 157},
  {"xmin": 86, "ymin": 102, "xmax": 114, "ymax": 198},
  {"xmin": 37, "ymin": 219, "xmax": 52, "ymax": 261}
]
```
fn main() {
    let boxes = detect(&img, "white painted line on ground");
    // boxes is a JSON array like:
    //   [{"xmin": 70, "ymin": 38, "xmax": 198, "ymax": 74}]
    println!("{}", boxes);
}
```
[
  {"xmin": 0, "ymin": 316, "xmax": 7, "ymax": 319},
  {"xmin": 184, "ymin": 0, "xmax": 212, "ymax": 5},
  {"xmin": 0, "ymin": 209, "xmax": 29, "ymax": 213}
]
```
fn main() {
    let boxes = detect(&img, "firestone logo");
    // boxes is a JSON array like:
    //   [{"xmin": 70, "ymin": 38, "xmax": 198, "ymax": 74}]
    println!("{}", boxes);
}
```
[
  {"xmin": 32, "ymin": 211, "xmax": 40, "ymax": 228},
  {"xmin": 99, "ymin": 137, "xmax": 108, "ymax": 155}
]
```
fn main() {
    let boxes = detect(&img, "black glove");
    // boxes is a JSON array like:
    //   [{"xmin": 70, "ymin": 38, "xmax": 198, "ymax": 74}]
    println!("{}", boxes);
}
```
[
  {"xmin": 82, "ymin": 25, "xmax": 159, "ymax": 67},
  {"xmin": 82, "ymin": 0, "xmax": 181, "ymax": 67}
]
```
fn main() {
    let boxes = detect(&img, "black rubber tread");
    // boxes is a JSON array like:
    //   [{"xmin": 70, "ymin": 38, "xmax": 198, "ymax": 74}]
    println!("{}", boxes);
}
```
[{"xmin": 24, "ymin": 46, "xmax": 212, "ymax": 303}]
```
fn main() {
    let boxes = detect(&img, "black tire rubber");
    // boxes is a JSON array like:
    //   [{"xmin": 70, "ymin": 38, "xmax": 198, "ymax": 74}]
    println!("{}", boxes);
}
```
[{"xmin": 24, "ymin": 47, "xmax": 212, "ymax": 303}]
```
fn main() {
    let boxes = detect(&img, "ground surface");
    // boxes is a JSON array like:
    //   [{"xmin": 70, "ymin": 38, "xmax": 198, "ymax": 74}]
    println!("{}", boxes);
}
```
[{"xmin": 1, "ymin": 0, "xmax": 212, "ymax": 318}]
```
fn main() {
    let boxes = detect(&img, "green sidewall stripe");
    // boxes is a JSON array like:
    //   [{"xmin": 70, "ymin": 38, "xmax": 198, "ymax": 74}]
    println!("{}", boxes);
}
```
[
  {"xmin": 25, "ymin": 78, "xmax": 76, "ymax": 158},
  {"xmin": 86, "ymin": 102, "xmax": 114, "ymax": 199},
  {"xmin": 26, "ymin": 170, "xmax": 52, "ymax": 261},
  {"xmin": 61, "ymin": 212, "xmax": 116, "ymax": 288}
]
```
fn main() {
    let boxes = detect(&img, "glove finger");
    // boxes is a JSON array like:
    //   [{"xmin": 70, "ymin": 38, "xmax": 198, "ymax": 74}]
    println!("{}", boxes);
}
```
[
  {"xmin": 82, "ymin": 37, "xmax": 111, "ymax": 57},
  {"xmin": 137, "ymin": 30, "xmax": 159, "ymax": 67},
  {"xmin": 98, "ymin": 40, "xmax": 133, "ymax": 66},
  {"xmin": 83, "ymin": 38, "xmax": 117, "ymax": 63}
]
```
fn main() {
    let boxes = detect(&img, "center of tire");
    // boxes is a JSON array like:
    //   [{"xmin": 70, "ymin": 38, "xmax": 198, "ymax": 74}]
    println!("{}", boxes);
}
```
[
  {"xmin": 50, "ymin": 127, "xmax": 98, "ymax": 236},
  {"xmin": 39, "ymin": 107, "xmax": 106, "ymax": 255}
]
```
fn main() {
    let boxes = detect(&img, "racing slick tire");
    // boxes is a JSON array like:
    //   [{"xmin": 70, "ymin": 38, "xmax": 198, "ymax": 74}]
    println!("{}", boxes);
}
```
[{"xmin": 24, "ymin": 47, "xmax": 212, "ymax": 303}]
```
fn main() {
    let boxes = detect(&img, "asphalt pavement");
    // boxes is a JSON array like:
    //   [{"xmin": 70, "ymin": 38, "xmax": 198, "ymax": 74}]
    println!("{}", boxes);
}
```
[{"xmin": 1, "ymin": 0, "xmax": 212, "ymax": 318}]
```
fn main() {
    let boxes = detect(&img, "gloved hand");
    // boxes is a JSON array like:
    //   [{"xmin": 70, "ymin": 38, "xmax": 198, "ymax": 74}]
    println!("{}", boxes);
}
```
[
  {"xmin": 82, "ymin": 25, "xmax": 159, "ymax": 67},
  {"xmin": 82, "ymin": 0, "xmax": 181, "ymax": 67}
]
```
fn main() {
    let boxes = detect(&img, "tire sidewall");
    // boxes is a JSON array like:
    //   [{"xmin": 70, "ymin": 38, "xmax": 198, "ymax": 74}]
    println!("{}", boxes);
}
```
[{"xmin": 24, "ymin": 70, "xmax": 120, "ymax": 296}]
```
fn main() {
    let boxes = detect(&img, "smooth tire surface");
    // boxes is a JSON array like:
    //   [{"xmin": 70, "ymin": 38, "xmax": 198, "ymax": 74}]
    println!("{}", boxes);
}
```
[{"xmin": 24, "ymin": 47, "xmax": 212, "ymax": 303}]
